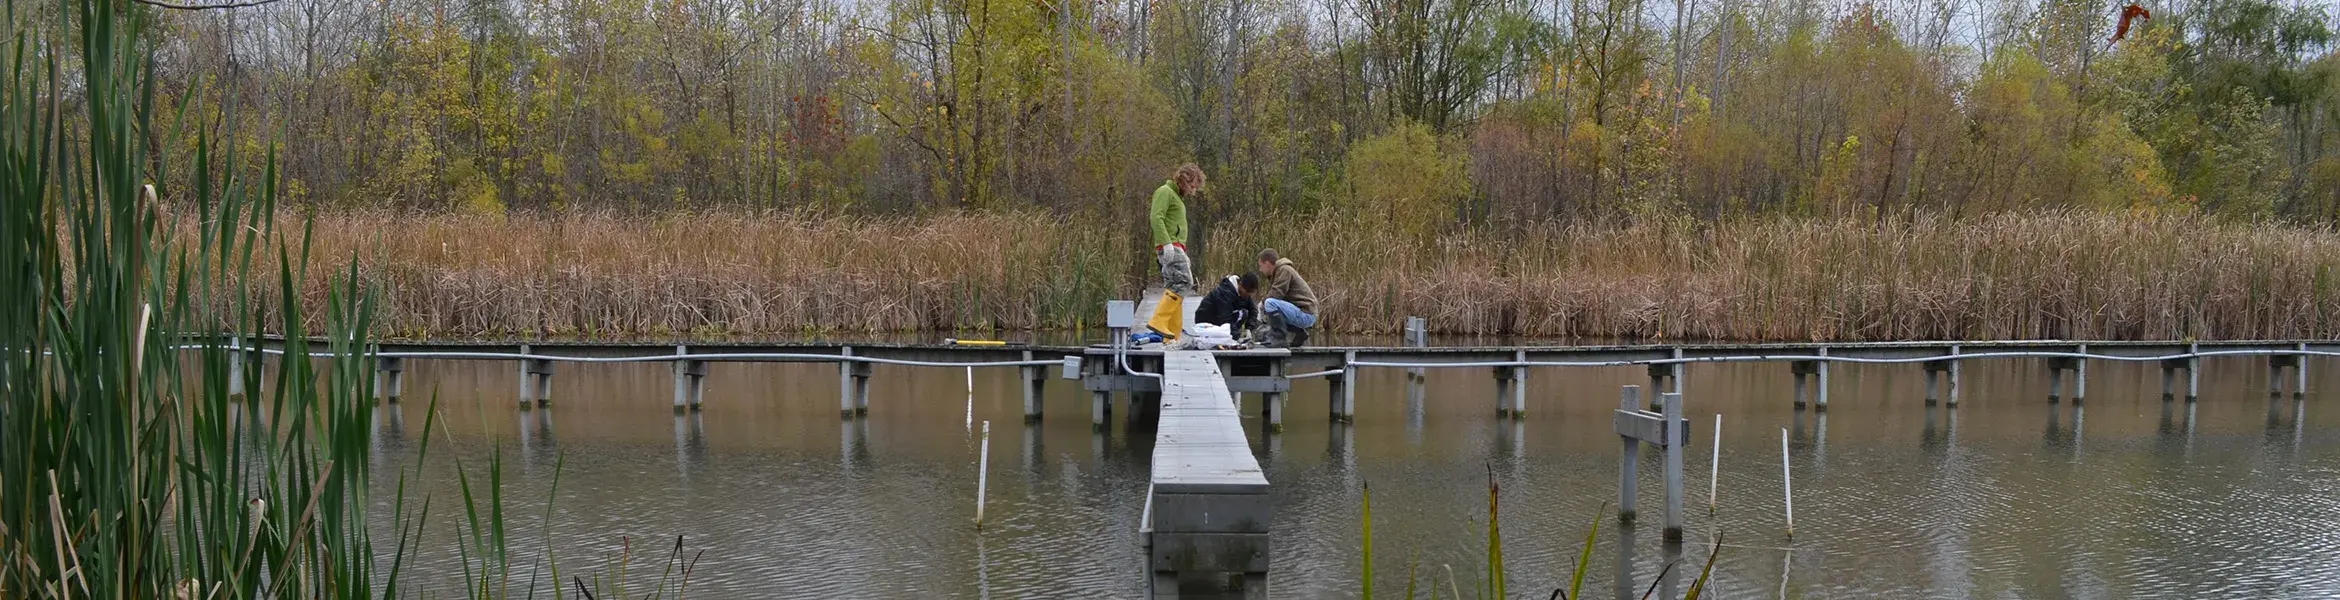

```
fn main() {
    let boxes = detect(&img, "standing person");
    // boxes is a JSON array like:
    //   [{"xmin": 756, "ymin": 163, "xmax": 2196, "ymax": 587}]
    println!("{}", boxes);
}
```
[
  {"xmin": 1255, "ymin": 248, "xmax": 1319, "ymax": 347},
  {"xmin": 1152, "ymin": 164, "xmax": 1203, "ymax": 297}
]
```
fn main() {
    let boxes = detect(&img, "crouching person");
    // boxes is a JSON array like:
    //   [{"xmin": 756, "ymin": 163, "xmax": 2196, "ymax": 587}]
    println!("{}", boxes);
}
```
[
  {"xmin": 1255, "ymin": 248, "xmax": 1318, "ymax": 348},
  {"xmin": 1196, "ymin": 272, "xmax": 1260, "ymax": 341}
]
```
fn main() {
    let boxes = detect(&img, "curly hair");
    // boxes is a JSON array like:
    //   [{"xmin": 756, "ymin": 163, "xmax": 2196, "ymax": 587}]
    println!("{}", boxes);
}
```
[{"xmin": 1173, "ymin": 163, "xmax": 1206, "ymax": 197}]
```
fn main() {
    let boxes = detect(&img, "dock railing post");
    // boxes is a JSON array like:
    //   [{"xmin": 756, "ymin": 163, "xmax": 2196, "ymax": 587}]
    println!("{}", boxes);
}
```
[{"xmin": 1617, "ymin": 385, "xmax": 1641, "ymax": 523}]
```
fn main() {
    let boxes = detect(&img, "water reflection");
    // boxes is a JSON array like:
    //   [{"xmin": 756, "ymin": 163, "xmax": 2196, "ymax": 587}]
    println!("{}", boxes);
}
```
[
  {"xmin": 359, "ymin": 358, "xmax": 2340, "ymax": 598},
  {"xmin": 673, "ymin": 412, "xmax": 707, "ymax": 471}
]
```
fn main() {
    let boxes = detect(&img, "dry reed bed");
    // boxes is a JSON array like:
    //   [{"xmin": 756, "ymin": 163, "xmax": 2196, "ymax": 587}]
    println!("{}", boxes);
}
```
[{"xmin": 222, "ymin": 210, "xmax": 2340, "ymax": 341}]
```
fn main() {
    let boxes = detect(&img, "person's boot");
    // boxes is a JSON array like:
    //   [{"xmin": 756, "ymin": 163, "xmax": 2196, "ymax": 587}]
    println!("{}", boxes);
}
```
[
  {"xmin": 1258, "ymin": 314, "xmax": 1292, "ymax": 348},
  {"xmin": 1289, "ymin": 326, "xmax": 1310, "ymax": 348}
]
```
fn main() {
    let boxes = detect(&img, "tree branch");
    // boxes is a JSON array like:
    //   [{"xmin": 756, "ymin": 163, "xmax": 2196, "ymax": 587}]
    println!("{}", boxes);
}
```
[{"xmin": 128, "ymin": 0, "xmax": 283, "ymax": 11}]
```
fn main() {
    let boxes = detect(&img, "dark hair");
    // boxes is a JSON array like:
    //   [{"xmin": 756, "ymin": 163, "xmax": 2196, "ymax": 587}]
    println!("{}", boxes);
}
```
[
  {"xmin": 1237, "ymin": 271, "xmax": 1261, "ymax": 294},
  {"xmin": 1257, "ymin": 248, "xmax": 1280, "ymax": 264}
]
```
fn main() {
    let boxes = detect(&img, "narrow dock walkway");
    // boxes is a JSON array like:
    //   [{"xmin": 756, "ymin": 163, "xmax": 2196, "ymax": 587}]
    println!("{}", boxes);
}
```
[{"xmin": 1145, "ymin": 350, "xmax": 1270, "ymax": 598}]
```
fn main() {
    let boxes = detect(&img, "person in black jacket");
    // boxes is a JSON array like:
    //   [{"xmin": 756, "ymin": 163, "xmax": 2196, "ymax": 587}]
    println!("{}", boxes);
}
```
[{"xmin": 1195, "ymin": 272, "xmax": 1260, "ymax": 336}]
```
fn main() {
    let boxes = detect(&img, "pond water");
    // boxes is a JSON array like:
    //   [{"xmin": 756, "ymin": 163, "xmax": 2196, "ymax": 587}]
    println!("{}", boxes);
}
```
[{"xmin": 359, "ymin": 355, "xmax": 2340, "ymax": 598}]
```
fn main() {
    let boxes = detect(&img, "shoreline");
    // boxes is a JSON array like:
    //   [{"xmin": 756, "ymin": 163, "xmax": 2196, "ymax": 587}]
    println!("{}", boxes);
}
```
[{"xmin": 216, "ymin": 209, "xmax": 2340, "ymax": 342}]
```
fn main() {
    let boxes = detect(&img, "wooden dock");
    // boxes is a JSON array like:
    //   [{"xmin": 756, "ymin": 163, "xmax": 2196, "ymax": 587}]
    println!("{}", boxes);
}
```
[{"xmin": 1144, "ymin": 351, "xmax": 1270, "ymax": 597}]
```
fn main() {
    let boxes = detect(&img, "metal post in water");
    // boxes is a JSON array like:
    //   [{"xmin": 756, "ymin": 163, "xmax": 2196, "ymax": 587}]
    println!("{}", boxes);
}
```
[
  {"xmin": 839, "ymin": 347, "xmax": 858, "ymax": 419},
  {"xmin": 2268, "ymin": 358, "xmax": 2284, "ymax": 400},
  {"xmin": 2048, "ymin": 365, "xmax": 2063, "ymax": 404},
  {"xmin": 966, "ymin": 366, "xmax": 975, "ymax": 431},
  {"xmin": 1021, "ymin": 350, "xmax": 1045, "ymax": 423},
  {"xmin": 1265, "ymin": 359, "xmax": 1287, "ymax": 433},
  {"xmin": 1782, "ymin": 427, "xmax": 1794, "ymax": 538},
  {"xmin": 1792, "ymin": 369, "xmax": 1807, "ymax": 410},
  {"xmin": 2162, "ymin": 364, "xmax": 2178, "ymax": 401},
  {"xmin": 1618, "ymin": 385, "xmax": 1641, "ymax": 523},
  {"xmin": 1815, "ymin": 348, "xmax": 1830, "ymax": 412},
  {"xmin": 1710, "ymin": 413, "xmax": 1721, "ymax": 516},
  {"xmin": 2298, "ymin": 343, "xmax": 2310, "ymax": 400},
  {"xmin": 976, "ymin": 420, "xmax": 991, "ymax": 529},
  {"xmin": 2074, "ymin": 345, "xmax": 2088, "ymax": 405},
  {"xmin": 1661, "ymin": 392, "xmax": 1685, "ymax": 543},
  {"xmin": 1925, "ymin": 368, "xmax": 1939, "ymax": 405},
  {"xmin": 2187, "ymin": 344, "xmax": 2201, "ymax": 403},
  {"xmin": 1947, "ymin": 345, "xmax": 1963, "ymax": 408},
  {"xmin": 518, "ymin": 344, "xmax": 534, "ymax": 410},
  {"xmin": 1509, "ymin": 350, "xmax": 1529, "ymax": 418}
]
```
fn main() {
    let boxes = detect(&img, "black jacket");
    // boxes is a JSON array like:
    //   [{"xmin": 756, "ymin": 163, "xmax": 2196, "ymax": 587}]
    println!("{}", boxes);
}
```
[{"xmin": 1194, "ymin": 276, "xmax": 1255, "ymax": 332}]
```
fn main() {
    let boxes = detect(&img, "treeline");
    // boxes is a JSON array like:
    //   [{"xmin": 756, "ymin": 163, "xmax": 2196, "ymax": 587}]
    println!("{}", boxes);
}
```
[{"xmin": 127, "ymin": 0, "xmax": 2337, "ymax": 223}]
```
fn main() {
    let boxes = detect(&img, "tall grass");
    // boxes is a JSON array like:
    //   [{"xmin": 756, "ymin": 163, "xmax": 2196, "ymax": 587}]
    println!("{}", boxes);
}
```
[
  {"xmin": 0, "ymin": 0, "xmax": 392, "ymax": 593},
  {"xmin": 227, "ymin": 209, "xmax": 2340, "ymax": 341},
  {"xmin": 0, "ymin": 3, "xmax": 691, "ymax": 597}
]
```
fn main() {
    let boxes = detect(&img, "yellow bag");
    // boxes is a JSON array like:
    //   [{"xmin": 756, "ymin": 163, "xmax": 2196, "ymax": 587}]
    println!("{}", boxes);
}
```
[{"xmin": 1147, "ymin": 289, "xmax": 1185, "ymax": 338}]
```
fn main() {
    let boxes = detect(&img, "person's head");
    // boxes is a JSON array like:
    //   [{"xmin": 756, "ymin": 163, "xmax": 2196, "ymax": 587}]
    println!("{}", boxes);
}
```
[
  {"xmin": 1173, "ymin": 163, "xmax": 1206, "ymax": 198},
  {"xmin": 1257, "ymin": 248, "xmax": 1281, "ymax": 276},
  {"xmin": 1237, "ymin": 271, "xmax": 1261, "ymax": 296}
]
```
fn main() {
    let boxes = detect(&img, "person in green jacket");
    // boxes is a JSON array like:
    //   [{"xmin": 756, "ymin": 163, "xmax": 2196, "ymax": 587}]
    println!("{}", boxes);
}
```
[{"xmin": 1152, "ymin": 164, "xmax": 1204, "ymax": 296}]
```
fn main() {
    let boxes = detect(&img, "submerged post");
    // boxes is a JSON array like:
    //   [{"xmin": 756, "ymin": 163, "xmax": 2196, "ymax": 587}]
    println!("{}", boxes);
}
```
[
  {"xmin": 517, "ymin": 345, "xmax": 553, "ymax": 408},
  {"xmin": 976, "ymin": 420, "xmax": 992, "ymax": 528},
  {"xmin": 1509, "ymin": 350, "xmax": 1528, "ymax": 418},
  {"xmin": 1790, "ymin": 361, "xmax": 1815, "ymax": 409},
  {"xmin": 839, "ymin": 347, "xmax": 871, "ymax": 418},
  {"xmin": 1264, "ymin": 359, "xmax": 1287, "ymax": 433}
]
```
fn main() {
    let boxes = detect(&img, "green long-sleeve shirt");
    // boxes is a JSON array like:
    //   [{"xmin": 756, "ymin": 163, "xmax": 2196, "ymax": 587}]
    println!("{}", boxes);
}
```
[{"xmin": 1150, "ymin": 180, "xmax": 1188, "ymax": 247}]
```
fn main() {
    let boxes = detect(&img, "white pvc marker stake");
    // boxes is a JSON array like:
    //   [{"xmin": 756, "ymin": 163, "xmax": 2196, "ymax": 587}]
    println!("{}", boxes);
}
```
[
  {"xmin": 966, "ymin": 367, "xmax": 976, "ymax": 431},
  {"xmin": 1781, "ymin": 427, "xmax": 1794, "ymax": 538},
  {"xmin": 1710, "ymin": 414, "xmax": 1722, "ymax": 515},
  {"xmin": 976, "ymin": 420, "xmax": 992, "ymax": 528}
]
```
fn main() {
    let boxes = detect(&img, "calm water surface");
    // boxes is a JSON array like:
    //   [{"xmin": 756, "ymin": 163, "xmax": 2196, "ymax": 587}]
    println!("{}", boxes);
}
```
[{"xmin": 359, "ymin": 356, "xmax": 2340, "ymax": 598}]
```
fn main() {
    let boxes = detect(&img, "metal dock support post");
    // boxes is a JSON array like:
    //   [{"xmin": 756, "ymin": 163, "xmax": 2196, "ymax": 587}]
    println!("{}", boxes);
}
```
[
  {"xmin": 2298, "ymin": 343, "xmax": 2310, "ymax": 399},
  {"xmin": 2161, "ymin": 361, "xmax": 2180, "ymax": 401},
  {"xmin": 518, "ymin": 345, "xmax": 554, "ymax": 408},
  {"xmin": 1617, "ymin": 385, "xmax": 1641, "ymax": 523},
  {"xmin": 1509, "ymin": 350, "xmax": 1528, "ymax": 418},
  {"xmin": 2268, "ymin": 354, "xmax": 2297, "ymax": 400},
  {"xmin": 1924, "ymin": 356, "xmax": 1952, "ymax": 406},
  {"xmin": 1790, "ymin": 361, "xmax": 1815, "ymax": 409},
  {"xmin": 1263, "ymin": 359, "xmax": 1286, "ymax": 433},
  {"xmin": 1661, "ymin": 392, "xmax": 1685, "ymax": 542},
  {"xmin": 1948, "ymin": 345, "xmax": 1963, "ymax": 408},
  {"xmin": 1494, "ymin": 352, "xmax": 1526, "ymax": 418},
  {"xmin": 1338, "ymin": 350, "xmax": 1357, "ymax": 423},
  {"xmin": 673, "ymin": 345, "xmax": 706, "ymax": 413},
  {"xmin": 1614, "ymin": 386, "xmax": 1687, "ymax": 542},
  {"xmin": 839, "ymin": 347, "xmax": 871, "ymax": 418},
  {"xmin": 1022, "ymin": 350, "xmax": 1047, "ymax": 423},
  {"xmin": 2047, "ymin": 361, "xmax": 2065, "ymax": 403},
  {"xmin": 1815, "ymin": 347, "xmax": 1830, "ymax": 411},
  {"xmin": 228, "ymin": 340, "xmax": 255, "ymax": 399},
  {"xmin": 373, "ymin": 355, "xmax": 405, "ymax": 403},
  {"xmin": 2187, "ymin": 342, "xmax": 2201, "ymax": 403},
  {"xmin": 2073, "ymin": 344, "xmax": 2089, "ymax": 405}
]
